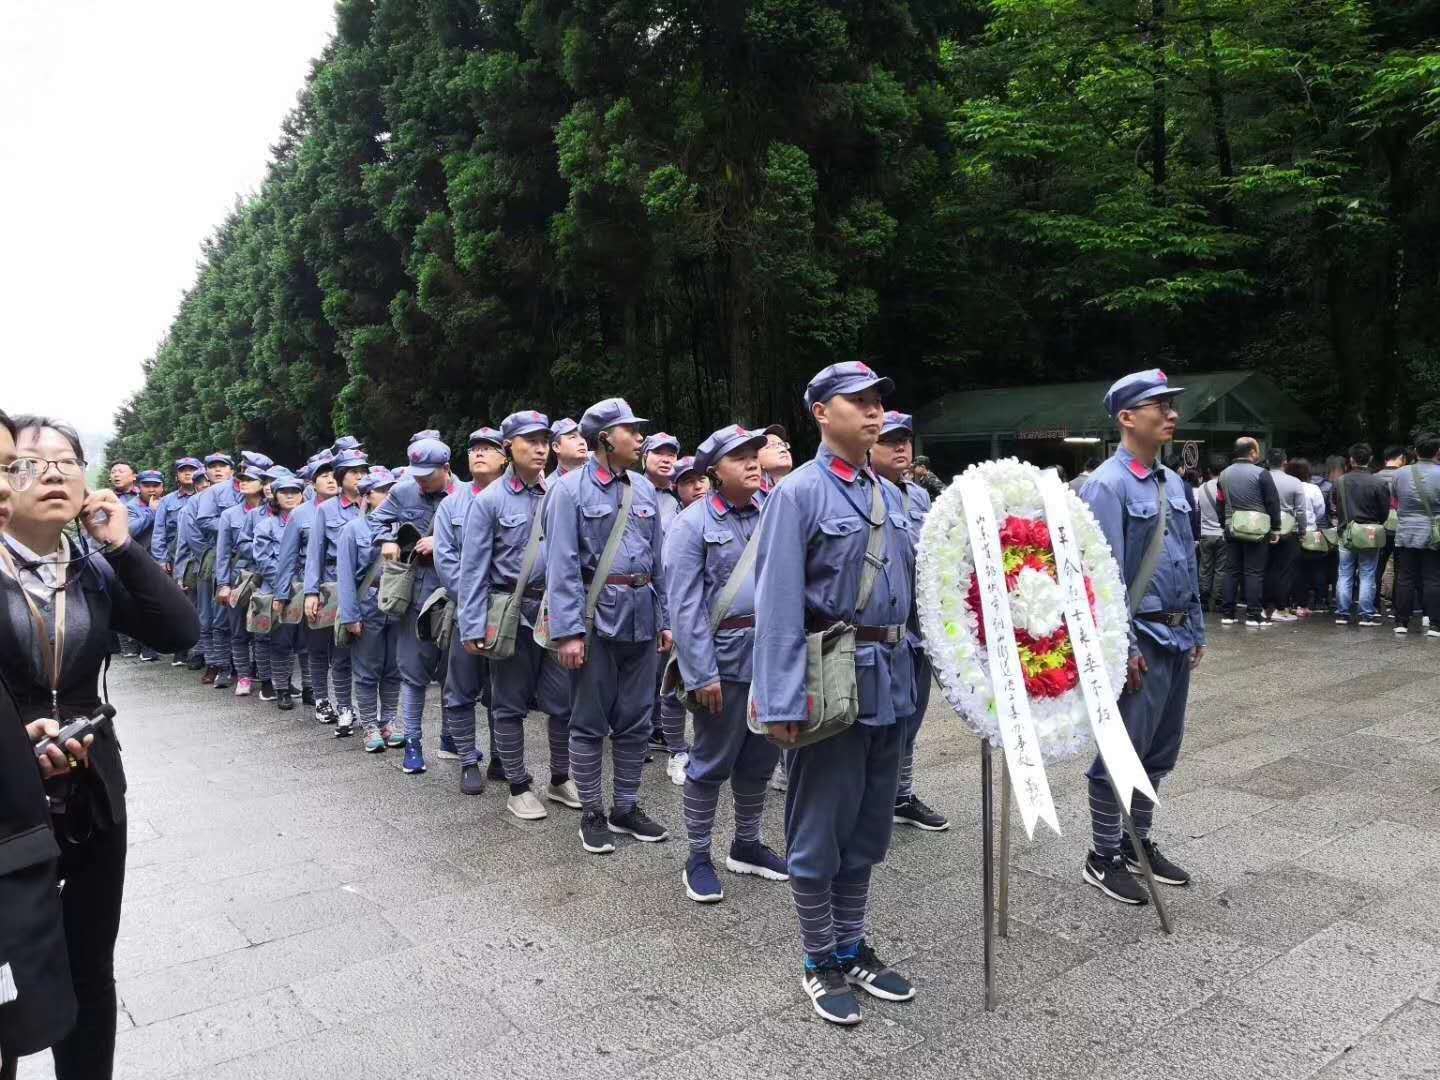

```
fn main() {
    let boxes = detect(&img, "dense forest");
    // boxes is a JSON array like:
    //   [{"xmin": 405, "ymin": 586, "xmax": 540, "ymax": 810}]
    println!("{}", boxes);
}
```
[{"xmin": 106, "ymin": 0, "xmax": 1440, "ymax": 470}]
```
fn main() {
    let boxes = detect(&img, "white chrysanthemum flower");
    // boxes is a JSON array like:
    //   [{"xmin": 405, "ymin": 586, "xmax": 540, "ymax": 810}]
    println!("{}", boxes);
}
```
[{"xmin": 1009, "ymin": 566, "xmax": 1065, "ymax": 638}]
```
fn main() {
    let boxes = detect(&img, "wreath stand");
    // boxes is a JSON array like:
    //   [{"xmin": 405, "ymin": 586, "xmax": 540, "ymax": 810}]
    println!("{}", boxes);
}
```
[{"xmin": 979, "ymin": 739, "xmax": 1173, "ymax": 1012}]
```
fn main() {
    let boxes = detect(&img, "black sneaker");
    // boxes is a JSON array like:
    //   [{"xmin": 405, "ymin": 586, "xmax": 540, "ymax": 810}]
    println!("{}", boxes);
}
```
[
  {"xmin": 486, "ymin": 757, "xmax": 506, "ymax": 781},
  {"xmin": 187, "ymin": 656, "xmax": 206, "ymax": 671},
  {"xmin": 802, "ymin": 958, "xmax": 862, "ymax": 1026},
  {"xmin": 1083, "ymin": 850, "xmax": 1149, "ymax": 905},
  {"xmin": 301, "ymin": 687, "xmax": 316, "ymax": 707},
  {"xmin": 608, "ymin": 805, "xmax": 669, "ymax": 843},
  {"xmin": 277, "ymin": 690, "xmax": 295, "ymax": 712},
  {"xmin": 1122, "ymin": 837, "xmax": 1191, "ymax": 887},
  {"xmin": 258, "ymin": 679, "xmax": 276, "ymax": 702},
  {"xmin": 842, "ymin": 941, "xmax": 916, "ymax": 1002},
  {"xmin": 894, "ymin": 795, "xmax": 950, "ymax": 832},
  {"xmin": 579, "ymin": 811, "xmax": 615, "ymax": 854},
  {"xmin": 460, "ymin": 764, "xmax": 485, "ymax": 796},
  {"xmin": 315, "ymin": 700, "xmax": 338, "ymax": 725}
]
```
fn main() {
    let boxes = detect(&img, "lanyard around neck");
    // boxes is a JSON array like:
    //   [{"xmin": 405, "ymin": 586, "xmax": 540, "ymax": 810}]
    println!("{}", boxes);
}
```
[{"xmin": 0, "ymin": 539, "xmax": 69, "ymax": 717}]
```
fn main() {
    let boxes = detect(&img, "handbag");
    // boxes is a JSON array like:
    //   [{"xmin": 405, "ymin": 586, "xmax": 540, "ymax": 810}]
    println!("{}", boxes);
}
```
[
  {"xmin": 378, "ymin": 554, "xmax": 417, "ymax": 617},
  {"xmin": 1410, "ymin": 464, "xmax": 1440, "ymax": 550},
  {"xmin": 310, "ymin": 581, "xmax": 340, "ymax": 629},
  {"xmin": 199, "ymin": 547, "xmax": 217, "ymax": 584},
  {"xmin": 477, "ymin": 492, "xmax": 550, "ymax": 661},
  {"xmin": 280, "ymin": 579, "xmax": 306, "ymax": 624},
  {"xmin": 749, "ymin": 479, "xmax": 886, "ymax": 749},
  {"xmin": 1278, "ymin": 509, "xmax": 1297, "ymax": 536},
  {"xmin": 180, "ymin": 559, "xmax": 199, "ymax": 592},
  {"xmin": 231, "ymin": 568, "xmax": 259, "ymax": 609},
  {"xmin": 1337, "ymin": 475, "xmax": 1387, "ymax": 551},
  {"xmin": 1228, "ymin": 508, "xmax": 1271, "ymax": 543},
  {"xmin": 660, "ymin": 526, "xmax": 761, "ymax": 711},
  {"xmin": 246, "ymin": 591, "xmax": 275, "ymax": 634},
  {"xmin": 1301, "ymin": 530, "xmax": 1331, "ymax": 554},
  {"xmin": 536, "ymin": 482, "xmax": 636, "ymax": 651}
]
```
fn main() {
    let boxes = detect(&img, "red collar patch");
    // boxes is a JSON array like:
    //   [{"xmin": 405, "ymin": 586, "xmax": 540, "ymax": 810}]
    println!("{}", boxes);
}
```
[
  {"xmin": 507, "ymin": 475, "xmax": 524, "ymax": 493},
  {"xmin": 594, "ymin": 465, "xmax": 614, "ymax": 486},
  {"xmin": 708, "ymin": 493, "xmax": 730, "ymax": 516},
  {"xmin": 1126, "ymin": 456, "xmax": 1152, "ymax": 480},
  {"xmin": 828, "ymin": 457, "xmax": 859, "ymax": 483}
]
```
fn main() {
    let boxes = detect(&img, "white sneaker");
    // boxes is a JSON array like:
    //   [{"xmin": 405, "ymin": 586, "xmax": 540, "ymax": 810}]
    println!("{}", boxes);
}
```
[
  {"xmin": 770, "ymin": 761, "xmax": 788, "ymax": 792},
  {"xmin": 1396, "ymin": 625, "xmax": 1409, "ymax": 635},
  {"xmin": 508, "ymin": 789, "xmax": 548, "ymax": 821},
  {"xmin": 546, "ymin": 779, "xmax": 582, "ymax": 809},
  {"xmin": 1272, "ymin": 611, "xmax": 1298, "ymax": 622},
  {"xmin": 667, "ymin": 752, "xmax": 689, "ymax": 787}
]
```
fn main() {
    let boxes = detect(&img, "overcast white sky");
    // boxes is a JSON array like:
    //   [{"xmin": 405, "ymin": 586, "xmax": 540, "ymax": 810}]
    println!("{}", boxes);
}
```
[{"xmin": 1, "ymin": 0, "xmax": 339, "ymax": 434}]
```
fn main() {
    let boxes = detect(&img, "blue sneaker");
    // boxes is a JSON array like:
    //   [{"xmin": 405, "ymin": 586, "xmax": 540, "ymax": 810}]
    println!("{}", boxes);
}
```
[
  {"xmin": 437, "ymin": 732, "xmax": 459, "ymax": 760},
  {"xmin": 402, "ymin": 737, "xmax": 426, "ymax": 774},
  {"xmin": 683, "ymin": 853, "xmax": 724, "ymax": 903},
  {"xmin": 802, "ymin": 957, "xmax": 861, "ymax": 1026},
  {"xmin": 840, "ymin": 941, "xmax": 916, "ymax": 1002},
  {"xmin": 726, "ymin": 840, "xmax": 789, "ymax": 882}
]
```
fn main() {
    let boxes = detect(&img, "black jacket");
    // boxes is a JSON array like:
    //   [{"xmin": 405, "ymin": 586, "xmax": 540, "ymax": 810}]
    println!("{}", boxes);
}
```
[
  {"xmin": 0, "ymin": 536, "xmax": 199, "ymax": 832},
  {"xmin": 1336, "ymin": 471, "xmax": 1390, "ymax": 527},
  {"xmin": 0, "ymin": 536, "xmax": 197, "ymax": 1057}
]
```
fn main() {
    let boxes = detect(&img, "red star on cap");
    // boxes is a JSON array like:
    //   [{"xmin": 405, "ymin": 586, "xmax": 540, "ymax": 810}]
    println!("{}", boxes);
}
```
[{"xmin": 1156, "ymin": 369, "xmax": 1166, "ymax": 381}]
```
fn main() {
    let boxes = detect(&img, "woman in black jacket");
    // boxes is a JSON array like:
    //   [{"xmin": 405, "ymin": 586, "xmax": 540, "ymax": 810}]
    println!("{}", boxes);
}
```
[{"xmin": 0, "ymin": 414, "xmax": 199, "ymax": 1080}]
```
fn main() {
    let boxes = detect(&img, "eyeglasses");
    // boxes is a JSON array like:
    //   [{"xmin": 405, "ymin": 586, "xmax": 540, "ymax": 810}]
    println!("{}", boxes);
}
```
[
  {"xmin": 765, "ymin": 439, "xmax": 791, "ymax": 451},
  {"xmin": 3, "ymin": 457, "xmax": 87, "ymax": 492},
  {"xmin": 1130, "ymin": 401, "xmax": 1181, "ymax": 418}
]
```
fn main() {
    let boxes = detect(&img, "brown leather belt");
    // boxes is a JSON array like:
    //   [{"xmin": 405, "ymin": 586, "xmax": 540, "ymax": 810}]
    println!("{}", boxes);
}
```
[
  {"xmin": 805, "ymin": 618, "xmax": 905, "ymax": 644},
  {"xmin": 1135, "ymin": 610, "xmax": 1189, "ymax": 628},
  {"xmin": 715, "ymin": 616, "xmax": 755, "ymax": 631},
  {"xmin": 495, "ymin": 581, "xmax": 546, "ymax": 599},
  {"xmin": 582, "ymin": 571, "xmax": 653, "ymax": 588}
]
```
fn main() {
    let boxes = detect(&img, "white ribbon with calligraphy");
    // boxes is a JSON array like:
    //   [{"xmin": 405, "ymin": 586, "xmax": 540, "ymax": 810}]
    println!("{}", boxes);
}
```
[
  {"xmin": 957, "ymin": 472, "xmax": 1061, "ymax": 838},
  {"xmin": 1037, "ymin": 471, "xmax": 1157, "ymax": 812}
]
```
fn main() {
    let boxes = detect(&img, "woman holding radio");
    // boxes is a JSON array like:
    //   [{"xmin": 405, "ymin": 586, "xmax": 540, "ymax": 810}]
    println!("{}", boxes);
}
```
[{"xmin": 0, "ymin": 413, "xmax": 198, "ymax": 1080}]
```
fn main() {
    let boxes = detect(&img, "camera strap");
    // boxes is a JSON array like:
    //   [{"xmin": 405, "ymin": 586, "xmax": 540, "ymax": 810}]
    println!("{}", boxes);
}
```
[{"xmin": 0, "ymin": 539, "xmax": 68, "ymax": 717}]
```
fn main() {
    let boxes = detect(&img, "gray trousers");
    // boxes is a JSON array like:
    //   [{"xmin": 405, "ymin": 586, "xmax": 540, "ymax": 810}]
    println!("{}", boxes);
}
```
[{"xmin": 569, "ymin": 636, "xmax": 657, "ymax": 814}]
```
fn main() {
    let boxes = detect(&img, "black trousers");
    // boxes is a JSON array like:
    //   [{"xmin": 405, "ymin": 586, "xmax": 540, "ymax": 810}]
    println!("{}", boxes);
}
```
[
  {"xmin": 1394, "ymin": 547, "xmax": 1440, "ymax": 627},
  {"xmin": 50, "ymin": 819, "xmax": 127, "ymax": 1080},
  {"xmin": 1222, "ymin": 537, "xmax": 1269, "ymax": 620},
  {"xmin": 1264, "ymin": 536, "xmax": 1299, "ymax": 610}
]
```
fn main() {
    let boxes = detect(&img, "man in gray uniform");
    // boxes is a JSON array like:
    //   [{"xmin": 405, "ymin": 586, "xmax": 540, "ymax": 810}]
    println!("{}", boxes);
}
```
[
  {"xmin": 1080, "ymin": 369, "xmax": 1204, "ymax": 906},
  {"xmin": 545, "ymin": 398, "xmax": 672, "ymax": 854}
]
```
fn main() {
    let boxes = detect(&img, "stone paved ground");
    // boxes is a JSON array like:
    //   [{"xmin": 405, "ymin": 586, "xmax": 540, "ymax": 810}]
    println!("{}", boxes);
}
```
[{"xmin": 17, "ymin": 620, "xmax": 1440, "ymax": 1080}]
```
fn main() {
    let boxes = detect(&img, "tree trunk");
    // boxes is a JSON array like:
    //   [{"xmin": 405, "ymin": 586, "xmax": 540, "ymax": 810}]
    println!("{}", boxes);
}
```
[
  {"xmin": 1202, "ymin": 19, "xmax": 1235, "ymax": 228},
  {"xmin": 1149, "ymin": 0, "xmax": 1168, "ymax": 195}
]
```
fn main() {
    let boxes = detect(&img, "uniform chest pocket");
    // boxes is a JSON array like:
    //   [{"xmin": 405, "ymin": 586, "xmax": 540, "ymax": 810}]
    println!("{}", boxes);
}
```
[
  {"xmin": 702, "ymin": 530, "xmax": 734, "ymax": 547},
  {"xmin": 888, "ymin": 512, "xmax": 909, "ymax": 531},
  {"xmin": 1167, "ymin": 496, "xmax": 1194, "ymax": 541},
  {"xmin": 629, "ymin": 504, "xmax": 656, "ymax": 538},
  {"xmin": 817, "ymin": 516, "xmax": 864, "ymax": 539},
  {"xmin": 498, "ymin": 513, "xmax": 529, "ymax": 530}
]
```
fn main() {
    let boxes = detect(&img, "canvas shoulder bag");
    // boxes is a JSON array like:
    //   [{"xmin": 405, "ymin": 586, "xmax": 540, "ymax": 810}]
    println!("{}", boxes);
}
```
[
  {"xmin": 1410, "ymin": 464, "xmax": 1440, "ymax": 549},
  {"xmin": 199, "ymin": 546, "xmax": 218, "ymax": 584},
  {"xmin": 280, "ymin": 579, "xmax": 306, "ymax": 624},
  {"xmin": 752, "ymin": 479, "xmax": 886, "ymax": 749},
  {"xmin": 310, "ymin": 581, "xmax": 340, "ymax": 629},
  {"xmin": 378, "ymin": 551, "xmax": 417, "ymax": 617},
  {"xmin": 535, "ymin": 481, "xmax": 635, "ymax": 651},
  {"xmin": 246, "ymin": 590, "xmax": 274, "ymax": 634},
  {"xmin": 478, "ymin": 491, "xmax": 550, "ymax": 661},
  {"xmin": 660, "ymin": 524, "xmax": 761, "ymax": 710},
  {"xmin": 231, "ymin": 568, "xmax": 259, "ymax": 609},
  {"xmin": 1338, "ymin": 475, "xmax": 1386, "ymax": 551}
]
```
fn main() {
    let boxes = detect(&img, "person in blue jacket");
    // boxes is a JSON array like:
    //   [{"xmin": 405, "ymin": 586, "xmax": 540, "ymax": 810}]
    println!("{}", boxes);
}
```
[
  {"xmin": 434, "ymin": 426, "xmax": 506, "ymax": 774},
  {"xmin": 869, "ymin": 411, "xmax": 950, "ymax": 834},
  {"xmin": 184, "ymin": 452, "xmax": 248, "ymax": 686},
  {"xmin": 549, "ymin": 418, "xmax": 588, "ymax": 476},
  {"xmin": 305, "ymin": 449, "xmax": 368, "ymax": 732},
  {"xmin": 276, "ymin": 451, "xmax": 338, "ymax": 725},
  {"xmin": 750, "ymin": 361, "xmax": 918, "ymax": 1026},
  {"xmin": 456, "ymin": 412, "xmax": 582, "ymax": 813},
  {"xmin": 544, "ymin": 398, "xmax": 671, "ymax": 855},
  {"xmin": 1078, "ymin": 369, "xmax": 1204, "ymax": 906},
  {"xmin": 664, "ymin": 424, "xmax": 787, "ymax": 905},
  {"xmin": 215, "ymin": 465, "xmax": 267, "ymax": 697},
  {"xmin": 255, "ymin": 472, "xmax": 307, "ymax": 711},
  {"xmin": 373, "ymin": 438, "xmax": 457, "ymax": 775},
  {"xmin": 171, "ymin": 467, "xmax": 211, "ymax": 668},
  {"xmin": 642, "ymin": 431, "xmax": 689, "ymax": 779},
  {"xmin": 338, "ymin": 467, "xmax": 403, "ymax": 752}
]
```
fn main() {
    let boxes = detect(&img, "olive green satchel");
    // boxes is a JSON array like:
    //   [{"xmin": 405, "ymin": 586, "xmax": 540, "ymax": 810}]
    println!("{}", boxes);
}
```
[
  {"xmin": 749, "ymin": 480, "xmax": 886, "ymax": 749},
  {"xmin": 477, "ymin": 491, "xmax": 550, "ymax": 661}
]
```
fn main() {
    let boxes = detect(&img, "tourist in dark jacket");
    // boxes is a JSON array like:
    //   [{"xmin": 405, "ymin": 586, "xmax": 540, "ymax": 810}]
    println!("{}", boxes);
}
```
[
  {"xmin": 1333, "ymin": 442, "xmax": 1390, "ymax": 626},
  {"xmin": 0, "ymin": 414, "xmax": 198, "ymax": 1080}
]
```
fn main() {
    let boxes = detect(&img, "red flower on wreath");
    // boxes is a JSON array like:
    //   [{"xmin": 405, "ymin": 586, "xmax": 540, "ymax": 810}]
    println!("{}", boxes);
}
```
[{"xmin": 967, "ymin": 515, "xmax": 1096, "ymax": 699}]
